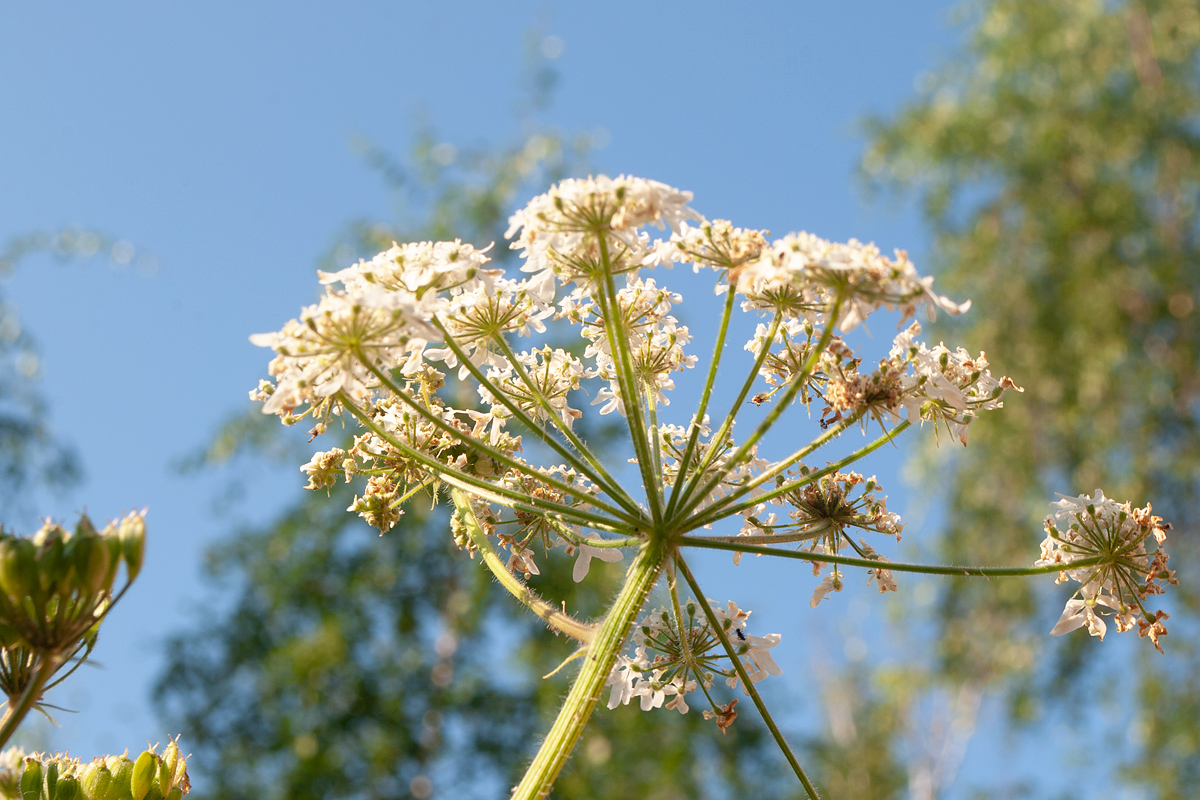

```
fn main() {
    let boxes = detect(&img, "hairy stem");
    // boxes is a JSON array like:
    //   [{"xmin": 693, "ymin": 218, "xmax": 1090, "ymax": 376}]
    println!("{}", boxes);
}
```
[
  {"xmin": 511, "ymin": 539, "xmax": 667, "ymax": 800},
  {"xmin": 0, "ymin": 654, "xmax": 57, "ymax": 751},
  {"xmin": 597, "ymin": 235, "xmax": 663, "ymax": 525},
  {"xmin": 452, "ymin": 489, "xmax": 598, "ymax": 643}
]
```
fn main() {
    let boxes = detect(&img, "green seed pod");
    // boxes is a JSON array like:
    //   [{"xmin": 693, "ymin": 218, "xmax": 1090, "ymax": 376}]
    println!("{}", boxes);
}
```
[
  {"xmin": 73, "ymin": 515, "xmax": 98, "ymax": 540},
  {"xmin": 82, "ymin": 537, "xmax": 114, "ymax": 599},
  {"xmin": 79, "ymin": 761, "xmax": 113, "ymax": 800},
  {"xmin": 158, "ymin": 741, "xmax": 183, "ymax": 793},
  {"xmin": 42, "ymin": 759, "xmax": 58, "ymax": 799},
  {"xmin": 116, "ymin": 515, "xmax": 146, "ymax": 583},
  {"xmin": 37, "ymin": 536, "xmax": 70, "ymax": 597},
  {"xmin": 154, "ymin": 755, "xmax": 171, "ymax": 795},
  {"xmin": 68, "ymin": 535, "xmax": 97, "ymax": 597},
  {"xmin": 129, "ymin": 753, "xmax": 156, "ymax": 800},
  {"xmin": 54, "ymin": 776, "xmax": 80, "ymax": 800},
  {"xmin": 164, "ymin": 789, "xmax": 181, "ymax": 800},
  {"xmin": 0, "ymin": 539, "xmax": 37, "ymax": 607},
  {"xmin": 19, "ymin": 759, "xmax": 41, "ymax": 800},
  {"xmin": 104, "ymin": 757, "xmax": 134, "ymax": 800}
]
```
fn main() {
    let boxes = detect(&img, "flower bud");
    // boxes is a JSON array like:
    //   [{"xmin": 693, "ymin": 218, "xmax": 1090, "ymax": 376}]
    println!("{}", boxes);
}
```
[
  {"xmin": 129, "ymin": 752, "xmax": 156, "ymax": 800},
  {"xmin": 20, "ymin": 758, "xmax": 42, "ymax": 800},
  {"xmin": 55, "ymin": 775, "xmax": 80, "ymax": 800},
  {"xmin": 105, "ymin": 756, "xmax": 134, "ymax": 800},
  {"xmin": 0, "ymin": 538, "xmax": 34, "ymax": 603},
  {"xmin": 79, "ymin": 761, "xmax": 113, "ymax": 799},
  {"xmin": 158, "ymin": 739, "xmax": 187, "ymax": 794},
  {"xmin": 43, "ymin": 758, "xmax": 59, "ymax": 799},
  {"xmin": 117, "ymin": 514, "xmax": 146, "ymax": 582},
  {"xmin": 37, "ymin": 535, "xmax": 71, "ymax": 597},
  {"xmin": 70, "ymin": 534, "xmax": 113, "ymax": 599}
]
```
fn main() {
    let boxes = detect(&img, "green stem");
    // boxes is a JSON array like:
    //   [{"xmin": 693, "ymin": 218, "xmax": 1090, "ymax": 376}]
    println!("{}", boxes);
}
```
[
  {"xmin": 687, "ymin": 420, "xmax": 910, "ymax": 531},
  {"xmin": 678, "ymin": 537, "xmax": 1109, "ymax": 577},
  {"xmin": 510, "ymin": 539, "xmax": 667, "ymax": 800},
  {"xmin": 675, "ymin": 556, "xmax": 821, "ymax": 800},
  {"xmin": 674, "ymin": 312, "xmax": 783, "ymax": 517},
  {"xmin": 337, "ymin": 392, "xmax": 628, "ymax": 531},
  {"xmin": 665, "ymin": 289, "xmax": 736, "ymax": 517},
  {"xmin": 490, "ymin": 335, "xmax": 639, "ymax": 513},
  {"xmin": 672, "ymin": 315, "xmax": 838, "ymax": 527},
  {"xmin": 360, "ymin": 359, "xmax": 637, "ymax": 524},
  {"xmin": 0, "ymin": 654, "xmax": 57, "ymax": 750},
  {"xmin": 597, "ymin": 235, "xmax": 663, "ymax": 526},
  {"xmin": 452, "ymin": 489, "xmax": 598, "ymax": 643}
]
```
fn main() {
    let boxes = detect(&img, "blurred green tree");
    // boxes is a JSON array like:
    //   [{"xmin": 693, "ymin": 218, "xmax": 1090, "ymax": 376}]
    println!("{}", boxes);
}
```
[{"xmin": 863, "ymin": 0, "xmax": 1199, "ymax": 795}]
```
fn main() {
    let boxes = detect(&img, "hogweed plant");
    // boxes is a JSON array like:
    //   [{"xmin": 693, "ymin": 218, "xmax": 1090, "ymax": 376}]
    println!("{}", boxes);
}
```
[
  {"xmin": 251, "ymin": 175, "xmax": 1176, "ymax": 799},
  {"xmin": 0, "ymin": 513, "xmax": 193, "ymax": 800}
]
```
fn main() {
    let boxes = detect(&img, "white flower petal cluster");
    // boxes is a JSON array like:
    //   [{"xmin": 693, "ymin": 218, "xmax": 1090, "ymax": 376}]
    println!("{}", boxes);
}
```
[
  {"xmin": 653, "ymin": 218, "xmax": 768, "ymax": 272},
  {"xmin": 736, "ymin": 232, "xmax": 970, "ymax": 331},
  {"xmin": 1036, "ymin": 490, "xmax": 1174, "ymax": 651},
  {"xmin": 881, "ymin": 322, "xmax": 1022, "ymax": 444},
  {"xmin": 606, "ymin": 599, "xmax": 783, "ymax": 724},
  {"xmin": 581, "ymin": 279, "xmax": 696, "ymax": 415},
  {"xmin": 507, "ymin": 175, "xmax": 699, "ymax": 290},
  {"xmin": 250, "ymin": 287, "xmax": 439, "ymax": 417},
  {"xmin": 480, "ymin": 346, "xmax": 584, "ymax": 430},
  {"xmin": 426, "ymin": 276, "xmax": 553, "ymax": 379},
  {"xmin": 318, "ymin": 239, "xmax": 497, "ymax": 296}
]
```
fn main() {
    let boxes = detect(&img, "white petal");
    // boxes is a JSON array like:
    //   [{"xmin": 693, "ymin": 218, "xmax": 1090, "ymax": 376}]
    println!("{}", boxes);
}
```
[{"xmin": 1049, "ymin": 598, "xmax": 1088, "ymax": 636}]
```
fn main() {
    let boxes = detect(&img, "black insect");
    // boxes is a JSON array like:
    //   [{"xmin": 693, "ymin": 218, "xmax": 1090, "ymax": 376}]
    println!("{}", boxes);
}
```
[{"xmin": 735, "ymin": 627, "xmax": 747, "ymax": 642}]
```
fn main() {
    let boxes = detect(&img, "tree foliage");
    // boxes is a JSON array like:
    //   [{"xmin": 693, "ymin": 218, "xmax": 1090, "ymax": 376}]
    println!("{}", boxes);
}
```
[{"xmin": 864, "ymin": 0, "xmax": 1200, "ymax": 793}]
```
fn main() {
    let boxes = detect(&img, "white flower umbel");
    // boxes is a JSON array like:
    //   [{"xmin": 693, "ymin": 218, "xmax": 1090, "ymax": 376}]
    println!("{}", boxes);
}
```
[
  {"xmin": 1037, "ymin": 491, "xmax": 1174, "ymax": 651},
  {"xmin": 251, "ymin": 174, "xmax": 1169, "ymax": 800}
]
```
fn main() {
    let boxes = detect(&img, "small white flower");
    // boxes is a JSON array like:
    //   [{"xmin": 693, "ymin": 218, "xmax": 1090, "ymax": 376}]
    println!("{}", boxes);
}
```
[{"xmin": 571, "ymin": 542, "xmax": 624, "ymax": 583}]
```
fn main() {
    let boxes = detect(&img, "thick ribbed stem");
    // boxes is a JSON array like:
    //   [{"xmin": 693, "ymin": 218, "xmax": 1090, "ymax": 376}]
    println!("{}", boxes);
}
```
[{"xmin": 510, "ymin": 540, "xmax": 666, "ymax": 800}]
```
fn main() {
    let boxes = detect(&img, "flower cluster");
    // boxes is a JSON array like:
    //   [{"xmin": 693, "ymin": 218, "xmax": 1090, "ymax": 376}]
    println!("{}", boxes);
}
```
[
  {"xmin": 1037, "ymin": 491, "xmax": 1174, "ymax": 651},
  {"xmin": 0, "ymin": 513, "xmax": 143, "ymax": 657},
  {"xmin": 605, "ymin": 599, "xmax": 781, "ymax": 729},
  {"xmin": 251, "ymin": 172, "xmax": 1169, "ymax": 781},
  {"xmin": 0, "ymin": 740, "xmax": 190, "ymax": 800},
  {"xmin": 577, "ymin": 278, "xmax": 696, "ymax": 415}
]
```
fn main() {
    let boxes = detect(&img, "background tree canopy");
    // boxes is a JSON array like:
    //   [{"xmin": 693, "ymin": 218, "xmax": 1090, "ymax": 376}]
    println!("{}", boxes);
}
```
[
  {"xmin": 861, "ymin": 0, "xmax": 1200, "ymax": 796},
  {"xmin": 145, "ymin": 1, "xmax": 1200, "ymax": 797}
]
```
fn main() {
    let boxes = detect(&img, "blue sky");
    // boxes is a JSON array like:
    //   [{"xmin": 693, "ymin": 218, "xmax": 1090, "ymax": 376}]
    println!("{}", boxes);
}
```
[{"xmin": 2, "ymin": 2, "xmax": 1110, "ymax": 795}]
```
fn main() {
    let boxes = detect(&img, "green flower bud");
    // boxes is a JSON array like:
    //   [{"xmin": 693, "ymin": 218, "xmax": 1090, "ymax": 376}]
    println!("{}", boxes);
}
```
[
  {"xmin": 19, "ymin": 759, "xmax": 41, "ymax": 800},
  {"xmin": 164, "ymin": 790, "xmax": 181, "ymax": 800},
  {"xmin": 73, "ymin": 515, "xmax": 98, "ymax": 540},
  {"xmin": 129, "ymin": 753, "xmax": 156, "ymax": 800},
  {"xmin": 104, "ymin": 757, "xmax": 134, "ymax": 800},
  {"xmin": 37, "ymin": 535, "xmax": 71, "ymax": 597},
  {"xmin": 54, "ymin": 776, "xmax": 80, "ymax": 800},
  {"xmin": 83, "ymin": 537, "xmax": 114, "ymax": 599},
  {"xmin": 42, "ymin": 759, "xmax": 58, "ymax": 799},
  {"xmin": 79, "ymin": 761, "xmax": 113, "ymax": 800},
  {"xmin": 116, "ymin": 514, "xmax": 146, "ymax": 583},
  {"xmin": 157, "ymin": 741, "xmax": 182, "ymax": 794},
  {"xmin": 0, "ymin": 539, "xmax": 37, "ymax": 608}
]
